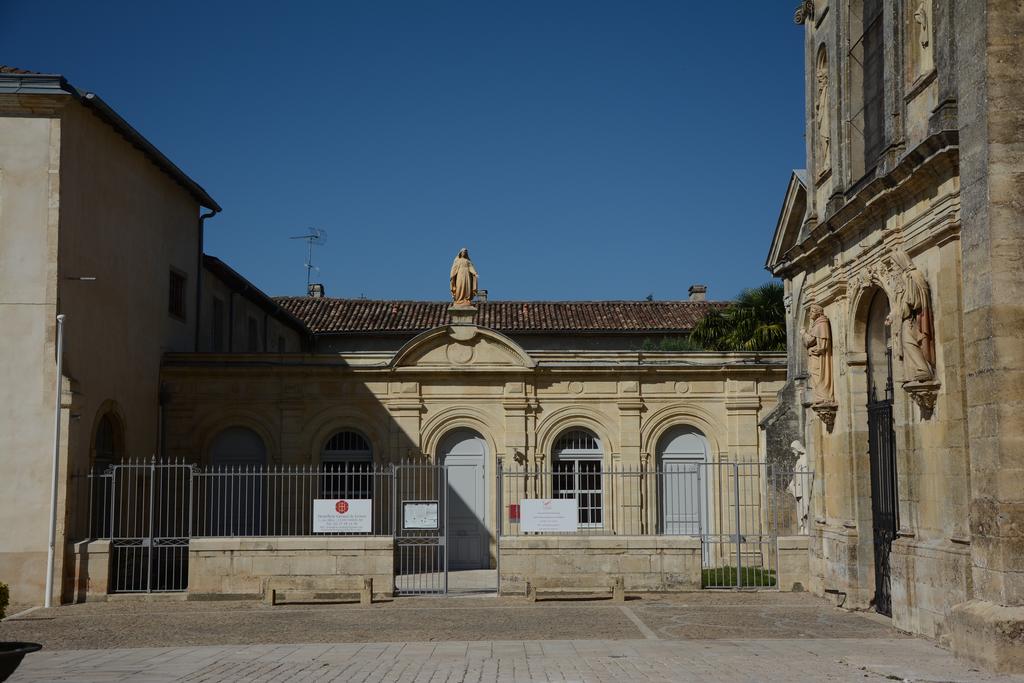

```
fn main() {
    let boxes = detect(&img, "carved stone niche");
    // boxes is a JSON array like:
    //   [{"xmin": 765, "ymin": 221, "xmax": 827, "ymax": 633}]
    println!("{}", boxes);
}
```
[
  {"xmin": 811, "ymin": 401, "xmax": 838, "ymax": 432},
  {"xmin": 903, "ymin": 379, "xmax": 939, "ymax": 418}
]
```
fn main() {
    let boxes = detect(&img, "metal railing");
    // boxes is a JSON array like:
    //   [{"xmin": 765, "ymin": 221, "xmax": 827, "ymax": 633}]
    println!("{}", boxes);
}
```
[
  {"xmin": 85, "ymin": 461, "xmax": 397, "ymax": 540},
  {"xmin": 497, "ymin": 461, "xmax": 814, "ymax": 589},
  {"xmin": 497, "ymin": 462, "xmax": 813, "ymax": 537},
  {"xmin": 77, "ymin": 458, "xmax": 813, "ymax": 593}
]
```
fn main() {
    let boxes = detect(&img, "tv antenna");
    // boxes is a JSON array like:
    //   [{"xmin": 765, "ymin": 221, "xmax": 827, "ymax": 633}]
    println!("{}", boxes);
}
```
[{"xmin": 289, "ymin": 227, "xmax": 328, "ymax": 289}]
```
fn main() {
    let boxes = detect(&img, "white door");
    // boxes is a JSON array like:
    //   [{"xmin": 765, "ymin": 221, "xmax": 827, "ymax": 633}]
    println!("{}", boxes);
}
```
[
  {"xmin": 659, "ymin": 427, "xmax": 709, "ymax": 537},
  {"xmin": 440, "ymin": 429, "xmax": 488, "ymax": 570}
]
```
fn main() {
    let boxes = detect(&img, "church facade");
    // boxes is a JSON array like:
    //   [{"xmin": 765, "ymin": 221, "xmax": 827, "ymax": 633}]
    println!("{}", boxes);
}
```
[{"xmin": 766, "ymin": 0, "xmax": 1024, "ymax": 671}]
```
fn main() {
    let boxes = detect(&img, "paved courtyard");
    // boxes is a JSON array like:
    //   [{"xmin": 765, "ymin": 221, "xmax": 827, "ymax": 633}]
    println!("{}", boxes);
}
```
[{"xmin": 3, "ymin": 593, "xmax": 1021, "ymax": 682}]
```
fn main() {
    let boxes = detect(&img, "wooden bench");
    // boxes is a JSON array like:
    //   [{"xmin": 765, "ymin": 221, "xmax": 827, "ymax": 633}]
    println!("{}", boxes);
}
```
[
  {"xmin": 525, "ymin": 576, "xmax": 626, "ymax": 602},
  {"xmin": 264, "ymin": 577, "xmax": 375, "ymax": 606}
]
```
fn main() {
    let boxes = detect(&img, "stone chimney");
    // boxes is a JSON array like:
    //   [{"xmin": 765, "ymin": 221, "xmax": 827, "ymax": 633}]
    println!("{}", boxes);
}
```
[
  {"xmin": 307, "ymin": 283, "xmax": 326, "ymax": 298},
  {"xmin": 688, "ymin": 284, "xmax": 707, "ymax": 301},
  {"xmin": 476, "ymin": 289, "xmax": 488, "ymax": 304}
]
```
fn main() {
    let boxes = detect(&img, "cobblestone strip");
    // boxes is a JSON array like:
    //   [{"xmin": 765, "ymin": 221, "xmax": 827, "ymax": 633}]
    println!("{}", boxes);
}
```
[{"xmin": 12, "ymin": 638, "xmax": 1024, "ymax": 683}]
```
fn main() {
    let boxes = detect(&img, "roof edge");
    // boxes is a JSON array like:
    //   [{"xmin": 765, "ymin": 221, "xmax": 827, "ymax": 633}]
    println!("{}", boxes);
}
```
[{"xmin": 0, "ymin": 71, "xmax": 220, "ymax": 212}]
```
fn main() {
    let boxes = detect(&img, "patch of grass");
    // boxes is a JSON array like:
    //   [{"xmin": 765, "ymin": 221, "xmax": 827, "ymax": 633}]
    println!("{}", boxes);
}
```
[{"xmin": 701, "ymin": 566, "xmax": 777, "ymax": 588}]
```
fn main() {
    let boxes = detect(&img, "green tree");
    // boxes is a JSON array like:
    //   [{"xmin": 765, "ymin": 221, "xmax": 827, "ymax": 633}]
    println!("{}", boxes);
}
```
[{"xmin": 690, "ymin": 282, "xmax": 786, "ymax": 352}]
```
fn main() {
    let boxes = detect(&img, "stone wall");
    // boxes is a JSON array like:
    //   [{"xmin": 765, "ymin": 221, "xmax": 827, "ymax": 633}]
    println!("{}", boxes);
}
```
[
  {"xmin": 499, "ymin": 536, "xmax": 702, "ymax": 593},
  {"xmin": 68, "ymin": 540, "xmax": 110, "ymax": 603},
  {"xmin": 777, "ymin": 535, "xmax": 810, "ymax": 592},
  {"xmin": 188, "ymin": 537, "xmax": 394, "ymax": 599}
]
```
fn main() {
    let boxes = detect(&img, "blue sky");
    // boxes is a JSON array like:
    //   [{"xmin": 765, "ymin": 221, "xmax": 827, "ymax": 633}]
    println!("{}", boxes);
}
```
[{"xmin": 3, "ymin": 1, "xmax": 806, "ymax": 302}]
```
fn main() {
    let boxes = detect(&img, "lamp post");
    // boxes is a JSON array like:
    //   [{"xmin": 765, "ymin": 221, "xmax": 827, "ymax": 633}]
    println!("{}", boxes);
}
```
[{"xmin": 44, "ymin": 313, "xmax": 66, "ymax": 609}]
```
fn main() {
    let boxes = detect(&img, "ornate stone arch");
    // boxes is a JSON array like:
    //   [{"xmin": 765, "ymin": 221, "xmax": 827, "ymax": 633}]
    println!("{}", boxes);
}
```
[
  {"xmin": 195, "ymin": 410, "xmax": 278, "ymax": 466},
  {"xmin": 640, "ymin": 403, "xmax": 726, "ymax": 463},
  {"xmin": 848, "ymin": 271, "xmax": 897, "ymax": 363},
  {"xmin": 303, "ymin": 404, "xmax": 391, "ymax": 465},
  {"xmin": 535, "ymin": 404, "xmax": 616, "ymax": 463},
  {"xmin": 420, "ymin": 405, "xmax": 500, "ymax": 463}
]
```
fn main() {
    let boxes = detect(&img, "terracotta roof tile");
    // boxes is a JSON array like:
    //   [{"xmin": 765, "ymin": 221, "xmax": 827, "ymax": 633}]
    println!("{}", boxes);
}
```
[
  {"xmin": 0, "ymin": 66, "xmax": 39, "ymax": 74},
  {"xmin": 274, "ymin": 298, "xmax": 726, "ymax": 335}
]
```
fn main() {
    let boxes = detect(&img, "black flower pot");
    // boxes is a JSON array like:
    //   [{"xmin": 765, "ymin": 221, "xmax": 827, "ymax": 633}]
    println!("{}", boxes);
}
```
[{"xmin": 0, "ymin": 642, "xmax": 42, "ymax": 682}]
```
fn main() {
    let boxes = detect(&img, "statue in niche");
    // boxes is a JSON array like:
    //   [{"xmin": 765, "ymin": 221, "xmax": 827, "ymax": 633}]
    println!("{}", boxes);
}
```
[
  {"xmin": 815, "ymin": 49, "xmax": 831, "ymax": 173},
  {"xmin": 449, "ymin": 248, "xmax": 478, "ymax": 307},
  {"xmin": 802, "ymin": 304, "xmax": 835, "ymax": 404},
  {"xmin": 891, "ymin": 249, "xmax": 935, "ymax": 382}
]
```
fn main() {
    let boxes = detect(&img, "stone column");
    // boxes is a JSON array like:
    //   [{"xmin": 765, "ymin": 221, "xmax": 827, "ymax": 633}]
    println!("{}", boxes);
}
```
[
  {"xmin": 949, "ymin": 0, "xmax": 1024, "ymax": 672},
  {"xmin": 388, "ymin": 381, "xmax": 422, "ymax": 462},
  {"xmin": 616, "ymin": 379, "xmax": 643, "ymax": 467}
]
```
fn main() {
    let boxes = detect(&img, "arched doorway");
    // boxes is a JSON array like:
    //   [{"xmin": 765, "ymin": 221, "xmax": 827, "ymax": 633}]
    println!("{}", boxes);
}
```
[
  {"xmin": 657, "ymin": 426, "xmax": 709, "ymax": 537},
  {"xmin": 208, "ymin": 426, "xmax": 268, "ymax": 535},
  {"xmin": 439, "ymin": 428, "xmax": 488, "ymax": 570},
  {"xmin": 866, "ymin": 290, "xmax": 898, "ymax": 616}
]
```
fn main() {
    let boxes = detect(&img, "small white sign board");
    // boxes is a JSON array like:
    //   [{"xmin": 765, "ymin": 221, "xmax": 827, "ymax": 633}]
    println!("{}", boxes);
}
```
[
  {"xmin": 313, "ymin": 499, "xmax": 372, "ymax": 533},
  {"xmin": 520, "ymin": 499, "xmax": 578, "ymax": 533},
  {"xmin": 403, "ymin": 501, "xmax": 439, "ymax": 530}
]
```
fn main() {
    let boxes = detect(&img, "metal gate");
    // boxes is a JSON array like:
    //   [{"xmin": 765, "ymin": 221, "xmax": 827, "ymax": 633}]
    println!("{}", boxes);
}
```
[
  {"xmin": 699, "ymin": 462, "xmax": 790, "ymax": 589},
  {"xmin": 393, "ymin": 464, "xmax": 448, "ymax": 595},
  {"xmin": 868, "ymin": 350, "xmax": 898, "ymax": 616},
  {"xmin": 108, "ymin": 460, "xmax": 192, "ymax": 593}
]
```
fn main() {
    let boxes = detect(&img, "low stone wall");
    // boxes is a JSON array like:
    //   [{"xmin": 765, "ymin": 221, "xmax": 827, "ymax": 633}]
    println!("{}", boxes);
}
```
[
  {"xmin": 777, "ymin": 535, "xmax": 810, "ymax": 591},
  {"xmin": 499, "ymin": 535, "xmax": 702, "ymax": 594},
  {"xmin": 188, "ymin": 537, "xmax": 394, "ymax": 599},
  {"xmin": 67, "ymin": 539, "xmax": 110, "ymax": 603}
]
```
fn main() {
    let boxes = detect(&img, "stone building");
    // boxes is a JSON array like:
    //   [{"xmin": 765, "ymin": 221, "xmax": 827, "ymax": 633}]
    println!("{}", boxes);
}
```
[
  {"xmin": 766, "ymin": 0, "xmax": 1023, "ymax": 671},
  {"xmin": 0, "ymin": 66, "xmax": 789, "ymax": 609}
]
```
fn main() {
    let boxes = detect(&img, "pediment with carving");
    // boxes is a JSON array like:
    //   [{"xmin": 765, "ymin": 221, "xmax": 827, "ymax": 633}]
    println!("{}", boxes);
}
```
[{"xmin": 390, "ymin": 326, "xmax": 536, "ymax": 371}]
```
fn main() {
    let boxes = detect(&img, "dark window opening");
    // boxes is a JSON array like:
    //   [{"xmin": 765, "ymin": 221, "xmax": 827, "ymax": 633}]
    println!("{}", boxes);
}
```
[
  {"xmin": 168, "ymin": 270, "xmax": 186, "ymax": 319},
  {"xmin": 247, "ymin": 316, "xmax": 259, "ymax": 352},
  {"xmin": 212, "ymin": 297, "xmax": 225, "ymax": 352}
]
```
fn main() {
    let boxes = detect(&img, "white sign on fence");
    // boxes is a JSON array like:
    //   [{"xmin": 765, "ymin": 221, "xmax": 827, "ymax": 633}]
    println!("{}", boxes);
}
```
[
  {"xmin": 520, "ymin": 498, "xmax": 578, "ymax": 533},
  {"xmin": 313, "ymin": 499, "xmax": 372, "ymax": 533},
  {"xmin": 403, "ymin": 501, "xmax": 439, "ymax": 530}
]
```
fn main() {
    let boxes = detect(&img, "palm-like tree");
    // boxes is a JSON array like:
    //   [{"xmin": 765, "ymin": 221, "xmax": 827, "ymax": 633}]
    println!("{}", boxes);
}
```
[{"xmin": 689, "ymin": 282, "xmax": 786, "ymax": 352}]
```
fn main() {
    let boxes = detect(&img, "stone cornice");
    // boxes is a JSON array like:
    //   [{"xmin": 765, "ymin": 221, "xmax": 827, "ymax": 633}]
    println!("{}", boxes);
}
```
[{"xmin": 771, "ymin": 130, "xmax": 959, "ymax": 278}]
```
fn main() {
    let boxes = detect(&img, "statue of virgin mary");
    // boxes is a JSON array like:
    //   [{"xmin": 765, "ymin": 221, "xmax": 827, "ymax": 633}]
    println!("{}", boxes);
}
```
[{"xmin": 450, "ymin": 248, "xmax": 478, "ymax": 307}]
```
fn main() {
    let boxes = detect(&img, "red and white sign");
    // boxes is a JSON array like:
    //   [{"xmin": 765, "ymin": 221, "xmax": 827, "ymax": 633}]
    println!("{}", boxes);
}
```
[
  {"xmin": 520, "ymin": 499, "xmax": 577, "ymax": 533},
  {"xmin": 313, "ymin": 499, "xmax": 371, "ymax": 533}
]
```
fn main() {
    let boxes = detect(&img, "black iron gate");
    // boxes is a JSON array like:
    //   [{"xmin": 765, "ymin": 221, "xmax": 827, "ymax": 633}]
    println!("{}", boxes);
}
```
[
  {"xmin": 867, "ymin": 350, "xmax": 898, "ymax": 616},
  {"xmin": 108, "ymin": 461, "xmax": 192, "ymax": 593}
]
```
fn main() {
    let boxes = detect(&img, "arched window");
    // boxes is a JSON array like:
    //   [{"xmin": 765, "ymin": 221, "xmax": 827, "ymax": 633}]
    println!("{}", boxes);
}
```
[
  {"xmin": 552, "ymin": 428, "xmax": 603, "ymax": 527},
  {"xmin": 322, "ymin": 430, "xmax": 373, "ymax": 499},
  {"xmin": 209, "ymin": 426, "xmax": 267, "ymax": 467},
  {"xmin": 93, "ymin": 413, "xmax": 121, "ymax": 470}
]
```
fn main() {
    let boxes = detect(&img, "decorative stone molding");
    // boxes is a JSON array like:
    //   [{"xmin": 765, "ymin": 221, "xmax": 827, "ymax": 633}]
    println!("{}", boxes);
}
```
[
  {"xmin": 794, "ymin": 0, "xmax": 814, "ymax": 24},
  {"xmin": 811, "ymin": 401, "xmax": 838, "ymax": 432},
  {"xmin": 903, "ymin": 379, "xmax": 939, "ymax": 418}
]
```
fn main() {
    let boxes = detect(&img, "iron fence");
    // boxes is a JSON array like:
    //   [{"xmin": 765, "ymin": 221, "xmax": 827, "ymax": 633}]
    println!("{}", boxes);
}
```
[
  {"xmin": 79, "ymin": 459, "xmax": 813, "ymax": 593},
  {"xmin": 497, "ymin": 461, "xmax": 814, "ymax": 589}
]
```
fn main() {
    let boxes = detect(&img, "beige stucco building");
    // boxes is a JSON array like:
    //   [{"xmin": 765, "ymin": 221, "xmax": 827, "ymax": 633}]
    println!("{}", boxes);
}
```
[
  {"xmin": 0, "ymin": 66, "xmax": 219, "ymax": 604},
  {"xmin": 766, "ymin": 0, "xmax": 1024, "ymax": 671}
]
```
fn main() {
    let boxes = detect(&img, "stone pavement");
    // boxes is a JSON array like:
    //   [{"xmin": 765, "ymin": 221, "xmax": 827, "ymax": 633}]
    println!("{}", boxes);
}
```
[{"xmin": 4, "ymin": 593, "xmax": 1023, "ymax": 682}]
